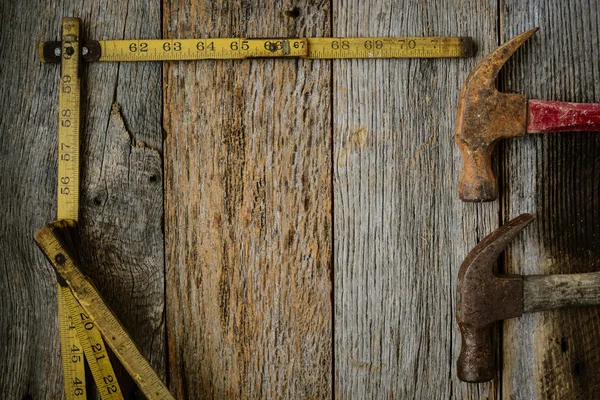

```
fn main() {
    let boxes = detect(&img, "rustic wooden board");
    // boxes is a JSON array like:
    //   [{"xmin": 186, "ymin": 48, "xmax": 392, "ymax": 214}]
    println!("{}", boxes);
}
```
[
  {"xmin": 0, "ymin": 2, "xmax": 64, "ymax": 397},
  {"xmin": 0, "ymin": 1, "xmax": 165, "ymax": 398},
  {"xmin": 163, "ymin": 1, "xmax": 332, "ymax": 398},
  {"xmin": 78, "ymin": 3, "xmax": 166, "ymax": 397},
  {"xmin": 332, "ymin": 0, "xmax": 501, "ymax": 398},
  {"xmin": 4, "ymin": 1, "xmax": 600, "ymax": 399},
  {"xmin": 500, "ymin": 1, "xmax": 600, "ymax": 399}
]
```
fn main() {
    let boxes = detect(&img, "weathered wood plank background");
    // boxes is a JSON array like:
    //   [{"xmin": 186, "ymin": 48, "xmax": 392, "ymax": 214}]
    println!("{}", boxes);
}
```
[
  {"xmin": 332, "ymin": 1, "xmax": 500, "ymax": 398},
  {"xmin": 0, "ymin": 1, "xmax": 165, "ymax": 399},
  {"xmin": 163, "ymin": 0, "xmax": 332, "ymax": 398},
  {"xmin": 501, "ymin": 1, "xmax": 600, "ymax": 399},
  {"xmin": 1, "ymin": 0, "xmax": 599, "ymax": 399}
]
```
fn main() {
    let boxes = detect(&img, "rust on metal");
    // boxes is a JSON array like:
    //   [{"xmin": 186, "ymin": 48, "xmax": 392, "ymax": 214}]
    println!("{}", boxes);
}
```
[
  {"xmin": 456, "ymin": 213, "xmax": 534, "ymax": 383},
  {"xmin": 38, "ymin": 40, "xmax": 101, "ymax": 63},
  {"xmin": 84, "ymin": 40, "xmax": 101, "ymax": 62},
  {"xmin": 39, "ymin": 41, "xmax": 61, "ymax": 63},
  {"xmin": 455, "ymin": 28, "xmax": 538, "ymax": 202}
]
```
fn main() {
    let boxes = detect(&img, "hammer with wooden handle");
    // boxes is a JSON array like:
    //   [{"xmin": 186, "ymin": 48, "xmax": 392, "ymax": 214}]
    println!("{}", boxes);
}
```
[
  {"xmin": 455, "ymin": 28, "xmax": 600, "ymax": 202},
  {"xmin": 456, "ymin": 214, "xmax": 600, "ymax": 383}
]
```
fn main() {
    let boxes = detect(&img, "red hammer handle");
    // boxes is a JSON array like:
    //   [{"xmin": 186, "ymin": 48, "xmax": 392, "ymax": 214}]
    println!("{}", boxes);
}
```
[{"xmin": 527, "ymin": 99, "xmax": 600, "ymax": 133}]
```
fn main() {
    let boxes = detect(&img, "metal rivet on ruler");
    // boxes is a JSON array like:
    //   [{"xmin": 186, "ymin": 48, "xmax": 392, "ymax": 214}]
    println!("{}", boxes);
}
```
[{"xmin": 55, "ymin": 254, "xmax": 66, "ymax": 265}]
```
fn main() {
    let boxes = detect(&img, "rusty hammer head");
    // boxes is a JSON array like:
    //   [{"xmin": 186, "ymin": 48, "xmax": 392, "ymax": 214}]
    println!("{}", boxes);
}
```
[
  {"xmin": 456, "ymin": 213, "xmax": 534, "ymax": 382},
  {"xmin": 455, "ymin": 28, "xmax": 539, "ymax": 202}
]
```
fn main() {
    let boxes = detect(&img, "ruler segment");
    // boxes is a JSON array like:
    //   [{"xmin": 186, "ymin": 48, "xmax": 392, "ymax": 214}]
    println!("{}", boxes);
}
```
[
  {"xmin": 35, "ymin": 222, "xmax": 175, "ymax": 400},
  {"xmin": 57, "ymin": 18, "xmax": 81, "ymax": 221},
  {"xmin": 306, "ymin": 36, "xmax": 471, "ymax": 58},
  {"xmin": 61, "ymin": 285, "xmax": 124, "ymax": 400},
  {"xmin": 56, "ymin": 18, "xmax": 87, "ymax": 400},
  {"xmin": 39, "ymin": 36, "xmax": 472, "ymax": 62},
  {"xmin": 58, "ymin": 285, "xmax": 87, "ymax": 399},
  {"xmin": 98, "ymin": 38, "xmax": 308, "ymax": 61}
]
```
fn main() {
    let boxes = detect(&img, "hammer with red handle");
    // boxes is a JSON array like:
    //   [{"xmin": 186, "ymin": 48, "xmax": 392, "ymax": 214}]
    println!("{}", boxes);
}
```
[
  {"xmin": 455, "ymin": 28, "xmax": 600, "ymax": 202},
  {"xmin": 456, "ymin": 214, "xmax": 600, "ymax": 383}
]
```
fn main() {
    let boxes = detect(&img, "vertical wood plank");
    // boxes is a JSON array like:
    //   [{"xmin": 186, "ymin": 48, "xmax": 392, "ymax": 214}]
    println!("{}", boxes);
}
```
[
  {"xmin": 163, "ymin": 1, "xmax": 332, "ymax": 398},
  {"xmin": 0, "ymin": 1, "xmax": 165, "ymax": 398},
  {"xmin": 500, "ymin": 1, "xmax": 600, "ymax": 398},
  {"xmin": 332, "ymin": 0, "xmax": 501, "ymax": 398},
  {"xmin": 0, "ymin": 2, "xmax": 65, "ymax": 397},
  {"xmin": 78, "ymin": 2, "xmax": 166, "ymax": 396}
]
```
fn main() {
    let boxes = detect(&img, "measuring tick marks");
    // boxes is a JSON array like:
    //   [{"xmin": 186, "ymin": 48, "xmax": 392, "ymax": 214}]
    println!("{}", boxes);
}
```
[
  {"xmin": 40, "ymin": 36, "xmax": 472, "ymax": 62},
  {"xmin": 35, "ymin": 220, "xmax": 174, "ymax": 400},
  {"xmin": 38, "ymin": 15, "xmax": 475, "ymax": 400}
]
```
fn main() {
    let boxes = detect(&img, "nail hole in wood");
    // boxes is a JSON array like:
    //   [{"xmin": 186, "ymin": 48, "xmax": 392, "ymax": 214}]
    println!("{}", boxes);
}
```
[
  {"xmin": 560, "ymin": 337, "xmax": 568, "ymax": 353},
  {"xmin": 286, "ymin": 7, "xmax": 300, "ymax": 18}
]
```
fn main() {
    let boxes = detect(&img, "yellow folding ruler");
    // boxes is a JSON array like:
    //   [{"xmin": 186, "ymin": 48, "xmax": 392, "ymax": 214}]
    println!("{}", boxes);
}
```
[
  {"xmin": 40, "ymin": 16, "xmax": 473, "ymax": 400},
  {"xmin": 54, "ymin": 18, "xmax": 86, "ymax": 399},
  {"xmin": 40, "ymin": 36, "xmax": 472, "ymax": 63},
  {"xmin": 35, "ymin": 220, "xmax": 174, "ymax": 400},
  {"xmin": 55, "ymin": 18, "xmax": 114, "ymax": 400},
  {"xmin": 49, "ymin": 18, "xmax": 173, "ymax": 400}
]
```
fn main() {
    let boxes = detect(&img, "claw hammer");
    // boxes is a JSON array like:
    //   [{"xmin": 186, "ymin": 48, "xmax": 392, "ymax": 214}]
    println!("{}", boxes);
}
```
[
  {"xmin": 457, "ymin": 214, "xmax": 600, "ymax": 383},
  {"xmin": 455, "ymin": 28, "xmax": 600, "ymax": 202}
]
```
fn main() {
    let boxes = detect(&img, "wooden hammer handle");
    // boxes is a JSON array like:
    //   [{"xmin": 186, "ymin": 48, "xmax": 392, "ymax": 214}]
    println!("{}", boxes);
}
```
[
  {"xmin": 524, "ymin": 271, "xmax": 600, "ymax": 313},
  {"xmin": 527, "ymin": 99, "xmax": 600, "ymax": 133}
]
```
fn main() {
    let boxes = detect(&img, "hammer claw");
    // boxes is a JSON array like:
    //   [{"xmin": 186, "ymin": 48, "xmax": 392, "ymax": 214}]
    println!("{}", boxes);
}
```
[
  {"xmin": 460, "ymin": 214, "xmax": 535, "ymax": 272},
  {"xmin": 464, "ymin": 28, "xmax": 539, "ymax": 91}
]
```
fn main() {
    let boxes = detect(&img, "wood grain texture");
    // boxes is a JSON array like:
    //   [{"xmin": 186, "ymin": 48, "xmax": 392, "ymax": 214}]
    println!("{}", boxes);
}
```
[
  {"xmin": 5, "ymin": 1, "xmax": 600, "ymax": 398},
  {"xmin": 80, "ymin": 103, "xmax": 165, "ymax": 398},
  {"xmin": 524, "ymin": 272, "xmax": 600, "ymax": 313},
  {"xmin": 0, "ymin": 1, "xmax": 165, "ymax": 398},
  {"xmin": 163, "ymin": 1, "xmax": 332, "ymax": 398},
  {"xmin": 77, "ymin": 3, "xmax": 166, "ymax": 397},
  {"xmin": 0, "ymin": 2, "xmax": 65, "ymax": 398},
  {"xmin": 500, "ymin": 1, "xmax": 600, "ymax": 399},
  {"xmin": 332, "ymin": 0, "xmax": 501, "ymax": 398}
]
